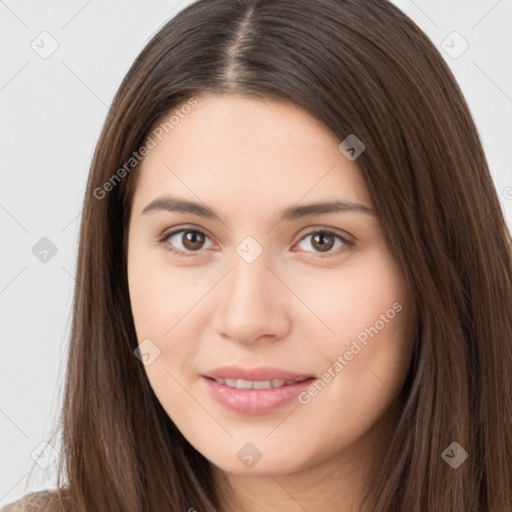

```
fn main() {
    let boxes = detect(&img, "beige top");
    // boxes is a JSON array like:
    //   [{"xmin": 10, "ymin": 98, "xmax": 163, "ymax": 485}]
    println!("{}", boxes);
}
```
[{"xmin": 1, "ymin": 490, "xmax": 58, "ymax": 512}]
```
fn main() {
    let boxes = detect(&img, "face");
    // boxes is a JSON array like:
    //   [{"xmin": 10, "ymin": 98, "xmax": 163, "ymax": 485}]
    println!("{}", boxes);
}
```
[{"xmin": 127, "ymin": 93, "xmax": 415, "ymax": 478}]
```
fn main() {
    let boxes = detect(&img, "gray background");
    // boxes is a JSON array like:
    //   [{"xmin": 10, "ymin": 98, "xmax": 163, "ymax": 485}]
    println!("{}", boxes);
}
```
[{"xmin": 1, "ymin": 0, "xmax": 511, "ymax": 506}]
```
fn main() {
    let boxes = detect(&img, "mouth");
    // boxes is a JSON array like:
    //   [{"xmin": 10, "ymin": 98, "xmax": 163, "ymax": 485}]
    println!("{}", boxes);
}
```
[
  {"xmin": 201, "ymin": 366, "xmax": 316, "ymax": 415},
  {"xmin": 205, "ymin": 376, "xmax": 311, "ymax": 389}
]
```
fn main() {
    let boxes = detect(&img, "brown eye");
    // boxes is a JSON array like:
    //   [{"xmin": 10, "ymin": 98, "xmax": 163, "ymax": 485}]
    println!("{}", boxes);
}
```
[
  {"xmin": 310, "ymin": 232, "xmax": 335, "ymax": 252},
  {"xmin": 295, "ymin": 229, "xmax": 353, "ymax": 257},
  {"xmin": 181, "ymin": 230, "xmax": 206, "ymax": 251},
  {"xmin": 160, "ymin": 228, "xmax": 214, "ymax": 255}
]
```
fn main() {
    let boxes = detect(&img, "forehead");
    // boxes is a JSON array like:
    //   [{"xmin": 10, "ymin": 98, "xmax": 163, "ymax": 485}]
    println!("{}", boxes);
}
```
[{"xmin": 132, "ymin": 93, "xmax": 373, "ymax": 215}]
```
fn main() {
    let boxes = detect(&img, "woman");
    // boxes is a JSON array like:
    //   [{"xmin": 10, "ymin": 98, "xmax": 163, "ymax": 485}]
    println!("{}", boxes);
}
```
[{"xmin": 4, "ymin": 0, "xmax": 512, "ymax": 510}]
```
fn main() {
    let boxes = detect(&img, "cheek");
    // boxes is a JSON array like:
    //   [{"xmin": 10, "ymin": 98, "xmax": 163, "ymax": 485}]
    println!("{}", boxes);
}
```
[
  {"xmin": 127, "ymin": 241, "xmax": 207, "ymax": 340},
  {"xmin": 127, "ymin": 251, "xmax": 203, "ymax": 412},
  {"xmin": 307, "ymin": 250, "xmax": 414, "ymax": 402},
  {"xmin": 127, "ymin": 244, "xmax": 211, "ymax": 395},
  {"xmin": 313, "ymin": 251, "xmax": 410, "ymax": 344}
]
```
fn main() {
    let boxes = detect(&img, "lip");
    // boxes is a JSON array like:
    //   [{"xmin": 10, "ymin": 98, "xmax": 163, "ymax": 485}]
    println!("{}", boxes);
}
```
[
  {"xmin": 201, "ymin": 366, "xmax": 315, "ymax": 415},
  {"xmin": 203, "ymin": 365, "xmax": 314, "ymax": 382}
]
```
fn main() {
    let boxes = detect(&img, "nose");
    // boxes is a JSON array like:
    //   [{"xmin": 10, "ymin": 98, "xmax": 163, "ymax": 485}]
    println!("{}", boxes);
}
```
[{"xmin": 211, "ymin": 252, "xmax": 292, "ymax": 345}]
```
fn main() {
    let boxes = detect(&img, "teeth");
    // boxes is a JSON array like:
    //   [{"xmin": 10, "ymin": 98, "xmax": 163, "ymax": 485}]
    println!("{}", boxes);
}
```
[
  {"xmin": 252, "ymin": 380, "xmax": 272, "ymax": 389},
  {"xmin": 214, "ymin": 378, "xmax": 299, "ymax": 389},
  {"xmin": 235, "ymin": 379, "xmax": 253, "ymax": 389}
]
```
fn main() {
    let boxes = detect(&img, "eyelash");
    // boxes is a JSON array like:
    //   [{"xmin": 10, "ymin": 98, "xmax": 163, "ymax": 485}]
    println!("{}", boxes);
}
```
[{"xmin": 157, "ymin": 226, "xmax": 354, "ymax": 259}]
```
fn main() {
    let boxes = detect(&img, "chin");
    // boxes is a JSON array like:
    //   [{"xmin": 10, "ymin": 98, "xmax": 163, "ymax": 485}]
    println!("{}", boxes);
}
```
[{"xmin": 201, "ymin": 441, "xmax": 312, "ymax": 477}]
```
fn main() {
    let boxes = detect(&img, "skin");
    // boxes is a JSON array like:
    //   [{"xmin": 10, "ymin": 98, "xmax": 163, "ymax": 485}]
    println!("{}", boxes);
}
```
[{"xmin": 127, "ymin": 93, "xmax": 415, "ymax": 512}]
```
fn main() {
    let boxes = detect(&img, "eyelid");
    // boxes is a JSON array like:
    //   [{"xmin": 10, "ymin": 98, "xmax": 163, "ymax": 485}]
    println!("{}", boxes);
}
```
[
  {"xmin": 298, "ymin": 225, "xmax": 354, "ymax": 243},
  {"xmin": 157, "ymin": 224, "xmax": 215, "ymax": 245}
]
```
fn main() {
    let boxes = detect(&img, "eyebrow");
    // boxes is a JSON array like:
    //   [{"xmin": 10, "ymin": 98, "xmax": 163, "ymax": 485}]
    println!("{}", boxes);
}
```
[{"xmin": 141, "ymin": 196, "xmax": 375, "ymax": 221}]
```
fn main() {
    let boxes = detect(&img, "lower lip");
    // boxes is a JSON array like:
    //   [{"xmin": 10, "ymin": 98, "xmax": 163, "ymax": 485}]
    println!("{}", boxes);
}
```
[{"xmin": 202, "ymin": 376, "xmax": 315, "ymax": 415}]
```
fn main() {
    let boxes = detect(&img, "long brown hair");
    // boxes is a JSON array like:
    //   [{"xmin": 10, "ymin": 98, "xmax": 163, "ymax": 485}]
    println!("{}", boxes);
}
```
[{"xmin": 33, "ymin": 0, "xmax": 512, "ymax": 510}]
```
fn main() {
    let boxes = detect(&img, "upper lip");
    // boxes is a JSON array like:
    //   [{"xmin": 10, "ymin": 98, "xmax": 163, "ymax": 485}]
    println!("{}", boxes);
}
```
[{"xmin": 202, "ymin": 366, "xmax": 314, "ymax": 382}]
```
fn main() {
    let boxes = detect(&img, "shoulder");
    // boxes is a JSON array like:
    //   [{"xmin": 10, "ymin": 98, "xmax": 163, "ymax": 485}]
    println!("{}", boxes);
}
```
[{"xmin": 1, "ymin": 490, "xmax": 63, "ymax": 512}]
